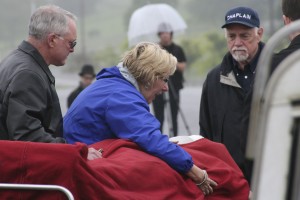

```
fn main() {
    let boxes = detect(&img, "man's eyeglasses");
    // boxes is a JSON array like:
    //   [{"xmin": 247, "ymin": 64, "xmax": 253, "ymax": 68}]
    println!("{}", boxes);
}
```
[{"xmin": 56, "ymin": 34, "xmax": 77, "ymax": 49}]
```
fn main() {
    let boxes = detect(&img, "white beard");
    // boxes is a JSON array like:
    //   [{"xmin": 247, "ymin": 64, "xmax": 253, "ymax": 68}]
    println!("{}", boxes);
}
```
[{"xmin": 231, "ymin": 47, "xmax": 249, "ymax": 62}]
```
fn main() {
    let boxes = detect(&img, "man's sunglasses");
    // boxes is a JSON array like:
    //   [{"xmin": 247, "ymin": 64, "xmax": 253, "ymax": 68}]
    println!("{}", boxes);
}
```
[{"xmin": 55, "ymin": 34, "xmax": 77, "ymax": 49}]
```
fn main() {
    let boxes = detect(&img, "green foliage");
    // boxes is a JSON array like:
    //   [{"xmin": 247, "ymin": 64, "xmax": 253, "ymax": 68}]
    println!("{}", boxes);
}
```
[{"xmin": 180, "ymin": 31, "xmax": 227, "ymax": 77}]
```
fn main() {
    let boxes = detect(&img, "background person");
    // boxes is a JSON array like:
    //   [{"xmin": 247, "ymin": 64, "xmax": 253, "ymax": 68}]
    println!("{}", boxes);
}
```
[
  {"xmin": 67, "ymin": 64, "xmax": 96, "ymax": 108},
  {"xmin": 199, "ymin": 6, "xmax": 264, "ymax": 184},
  {"xmin": 64, "ymin": 42, "xmax": 217, "ymax": 195},
  {"xmin": 270, "ymin": 0, "xmax": 300, "ymax": 73},
  {"xmin": 152, "ymin": 23, "xmax": 187, "ymax": 137}
]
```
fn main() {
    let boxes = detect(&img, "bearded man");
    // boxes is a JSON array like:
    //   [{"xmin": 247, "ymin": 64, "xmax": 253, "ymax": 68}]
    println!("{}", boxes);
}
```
[{"xmin": 199, "ymin": 6, "xmax": 264, "ymax": 184}]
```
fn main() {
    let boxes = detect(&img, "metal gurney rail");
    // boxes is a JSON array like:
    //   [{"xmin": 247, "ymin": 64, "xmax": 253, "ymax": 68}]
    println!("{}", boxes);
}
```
[
  {"xmin": 0, "ymin": 183, "xmax": 74, "ymax": 200},
  {"xmin": 246, "ymin": 20, "xmax": 300, "ymax": 200}
]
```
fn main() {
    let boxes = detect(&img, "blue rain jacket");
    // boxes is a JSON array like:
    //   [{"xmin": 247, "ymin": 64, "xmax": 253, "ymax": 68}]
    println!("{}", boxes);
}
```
[{"xmin": 63, "ymin": 66, "xmax": 193, "ymax": 173}]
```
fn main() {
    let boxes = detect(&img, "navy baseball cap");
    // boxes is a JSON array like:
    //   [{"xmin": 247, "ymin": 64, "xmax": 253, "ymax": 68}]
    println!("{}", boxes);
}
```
[{"xmin": 222, "ymin": 6, "xmax": 260, "ymax": 28}]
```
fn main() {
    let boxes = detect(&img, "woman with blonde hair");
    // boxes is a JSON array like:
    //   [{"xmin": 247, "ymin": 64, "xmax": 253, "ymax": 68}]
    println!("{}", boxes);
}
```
[{"xmin": 64, "ymin": 42, "xmax": 217, "ymax": 195}]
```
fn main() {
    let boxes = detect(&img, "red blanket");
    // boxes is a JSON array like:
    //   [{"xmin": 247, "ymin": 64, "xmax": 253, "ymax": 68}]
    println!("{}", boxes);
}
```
[{"xmin": 0, "ymin": 139, "xmax": 249, "ymax": 200}]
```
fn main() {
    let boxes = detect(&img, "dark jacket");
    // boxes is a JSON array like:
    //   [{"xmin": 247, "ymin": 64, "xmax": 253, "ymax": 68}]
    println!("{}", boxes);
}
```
[
  {"xmin": 163, "ymin": 43, "xmax": 186, "ymax": 91},
  {"xmin": 271, "ymin": 34, "xmax": 300, "ymax": 74},
  {"xmin": 0, "ymin": 41, "xmax": 65, "ymax": 142},
  {"xmin": 199, "ymin": 42, "xmax": 264, "ymax": 178},
  {"xmin": 67, "ymin": 84, "xmax": 84, "ymax": 108}
]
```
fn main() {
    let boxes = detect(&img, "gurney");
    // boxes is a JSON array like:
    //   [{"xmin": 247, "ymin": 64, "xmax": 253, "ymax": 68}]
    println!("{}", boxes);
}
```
[
  {"xmin": 0, "ymin": 183, "xmax": 74, "ymax": 200},
  {"xmin": 0, "ymin": 137, "xmax": 249, "ymax": 199},
  {"xmin": 246, "ymin": 20, "xmax": 300, "ymax": 199}
]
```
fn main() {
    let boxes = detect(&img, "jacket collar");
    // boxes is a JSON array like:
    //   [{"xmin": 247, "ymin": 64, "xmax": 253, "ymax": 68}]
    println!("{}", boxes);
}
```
[
  {"xmin": 220, "ymin": 71, "xmax": 241, "ymax": 88},
  {"xmin": 18, "ymin": 40, "xmax": 55, "ymax": 84},
  {"xmin": 116, "ymin": 62, "xmax": 140, "ymax": 91},
  {"xmin": 220, "ymin": 42, "xmax": 264, "ymax": 88},
  {"xmin": 289, "ymin": 34, "xmax": 300, "ymax": 48}
]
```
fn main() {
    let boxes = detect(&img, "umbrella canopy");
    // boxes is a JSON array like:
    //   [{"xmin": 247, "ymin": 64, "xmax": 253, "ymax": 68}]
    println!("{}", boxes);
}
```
[{"xmin": 128, "ymin": 3, "xmax": 187, "ymax": 47}]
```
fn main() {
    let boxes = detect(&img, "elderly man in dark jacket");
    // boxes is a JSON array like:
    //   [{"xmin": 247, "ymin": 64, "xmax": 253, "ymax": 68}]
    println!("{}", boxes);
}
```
[
  {"xmin": 199, "ymin": 7, "xmax": 264, "ymax": 184},
  {"xmin": 0, "ymin": 5, "xmax": 77, "ymax": 142}
]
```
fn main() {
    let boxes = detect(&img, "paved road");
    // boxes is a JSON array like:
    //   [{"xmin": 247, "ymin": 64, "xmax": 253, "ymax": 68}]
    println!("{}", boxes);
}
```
[
  {"xmin": 159, "ymin": 86, "xmax": 202, "ymax": 136},
  {"xmin": 54, "ymin": 69, "xmax": 203, "ymax": 137}
]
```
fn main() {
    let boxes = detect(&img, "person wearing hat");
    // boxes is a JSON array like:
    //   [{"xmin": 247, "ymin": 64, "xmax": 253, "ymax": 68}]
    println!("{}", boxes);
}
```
[
  {"xmin": 152, "ymin": 22, "xmax": 187, "ymax": 137},
  {"xmin": 67, "ymin": 64, "xmax": 96, "ymax": 108},
  {"xmin": 199, "ymin": 6, "xmax": 264, "ymax": 184}
]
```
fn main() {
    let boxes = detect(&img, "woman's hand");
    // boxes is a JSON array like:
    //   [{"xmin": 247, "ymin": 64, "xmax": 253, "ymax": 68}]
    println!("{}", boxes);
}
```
[
  {"xmin": 186, "ymin": 164, "xmax": 218, "ymax": 195},
  {"xmin": 196, "ymin": 170, "xmax": 218, "ymax": 195}
]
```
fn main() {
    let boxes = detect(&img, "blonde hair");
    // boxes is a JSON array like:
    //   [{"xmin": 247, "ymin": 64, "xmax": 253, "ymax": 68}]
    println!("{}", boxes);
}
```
[{"xmin": 122, "ymin": 42, "xmax": 177, "ymax": 87}]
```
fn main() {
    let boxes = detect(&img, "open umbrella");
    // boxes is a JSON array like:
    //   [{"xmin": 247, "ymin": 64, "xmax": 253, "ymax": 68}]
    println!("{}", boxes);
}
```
[{"xmin": 128, "ymin": 3, "xmax": 187, "ymax": 47}]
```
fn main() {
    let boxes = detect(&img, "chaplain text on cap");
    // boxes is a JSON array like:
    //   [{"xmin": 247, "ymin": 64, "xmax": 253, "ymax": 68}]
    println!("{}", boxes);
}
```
[{"xmin": 222, "ymin": 6, "xmax": 260, "ymax": 28}]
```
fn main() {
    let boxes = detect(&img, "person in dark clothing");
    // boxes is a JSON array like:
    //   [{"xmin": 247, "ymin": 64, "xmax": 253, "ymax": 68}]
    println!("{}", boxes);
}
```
[
  {"xmin": 152, "ymin": 23, "xmax": 187, "ymax": 137},
  {"xmin": 0, "ymin": 5, "xmax": 77, "ymax": 143},
  {"xmin": 67, "ymin": 64, "xmax": 96, "ymax": 108},
  {"xmin": 0, "ymin": 5, "xmax": 102, "ymax": 160},
  {"xmin": 199, "ymin": 6, "xmax": 264, "ymax": 184},
  {"xmin": 271, "ymin": 0, "xmax": 300, "ymax": 74}
]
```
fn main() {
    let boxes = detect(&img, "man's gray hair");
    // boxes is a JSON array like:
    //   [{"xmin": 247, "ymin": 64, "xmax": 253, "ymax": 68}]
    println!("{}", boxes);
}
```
[{"xmin": 29, "ymin": 4, "xmax": 77, "ymax": 40}]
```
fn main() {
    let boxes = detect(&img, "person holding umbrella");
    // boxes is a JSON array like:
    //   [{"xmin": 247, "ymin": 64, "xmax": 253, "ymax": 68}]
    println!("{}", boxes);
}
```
[{"xmin": 153, "ymin": 22, "xmax": 187, "ymax": 137}]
